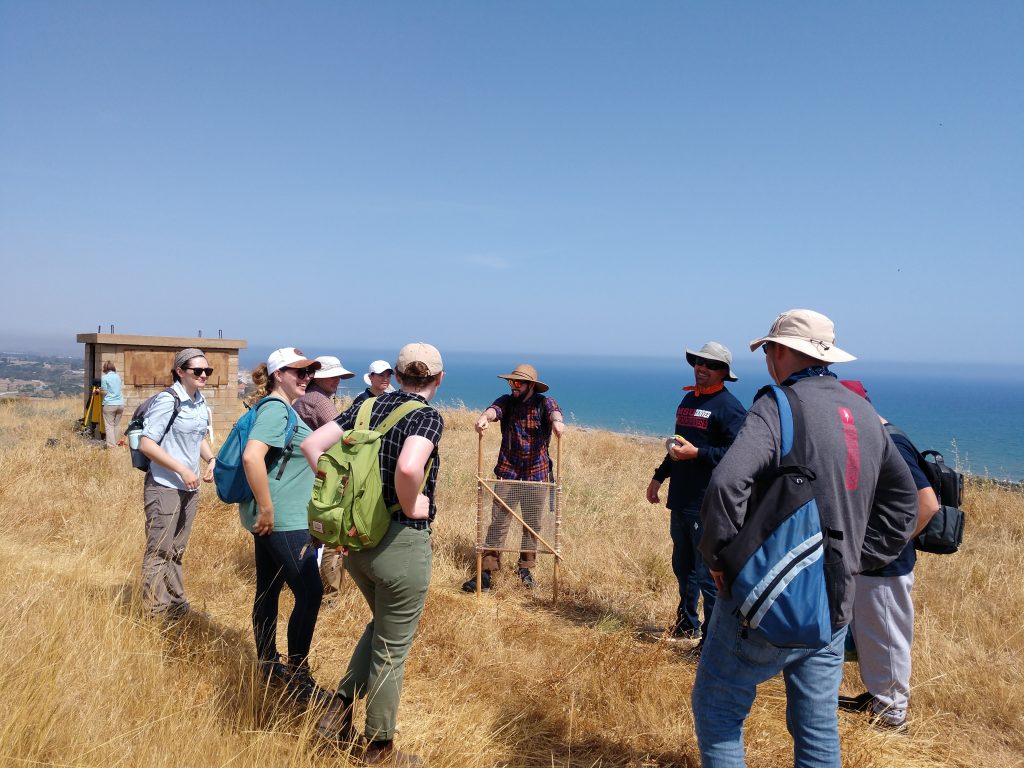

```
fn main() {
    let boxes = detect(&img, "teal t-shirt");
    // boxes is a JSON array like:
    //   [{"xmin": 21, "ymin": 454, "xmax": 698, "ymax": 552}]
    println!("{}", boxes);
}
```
[
  {"xmin": 101, "ymin": 371, "xmax": 124, "ymax": 406},
  {"xmin": 238, "ymin": 398, "xmax": 314, "ymax": 532}
]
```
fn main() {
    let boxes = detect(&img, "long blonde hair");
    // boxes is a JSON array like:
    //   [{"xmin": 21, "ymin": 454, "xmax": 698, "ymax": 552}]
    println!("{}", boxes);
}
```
[{"xmin": 245, "ymin": 363, "xmax": 275, "ymax": 407}]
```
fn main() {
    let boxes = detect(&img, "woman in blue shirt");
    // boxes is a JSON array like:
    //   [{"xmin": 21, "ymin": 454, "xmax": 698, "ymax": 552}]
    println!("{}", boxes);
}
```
[
  {"xmin": 138, "ymin": 347, "xmax": 215, "ymax": 619},
  {"xmin": 100, "ymin": 361, "xmax": 125, "ymax": 448}
]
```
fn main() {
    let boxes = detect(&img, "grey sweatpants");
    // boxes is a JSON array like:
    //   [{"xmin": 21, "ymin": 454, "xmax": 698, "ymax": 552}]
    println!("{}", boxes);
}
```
[{"xmin": 851, "ymin": 571, "xmax": 915, "ymax": 725}]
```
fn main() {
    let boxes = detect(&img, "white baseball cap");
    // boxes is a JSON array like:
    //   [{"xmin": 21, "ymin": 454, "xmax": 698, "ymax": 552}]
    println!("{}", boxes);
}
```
[
  {"xmin": 363, "ymin": 359, "xmax": 394, "ymax": 387},
  {"xmin": 267, "ymin": 347, "xmax": 320, "ymax": 376}
]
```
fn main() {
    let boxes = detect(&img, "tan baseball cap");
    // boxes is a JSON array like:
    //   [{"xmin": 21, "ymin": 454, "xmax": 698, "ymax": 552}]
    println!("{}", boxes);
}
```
[
  {"xmin": 749, "ymin": 309, "xmax": 856, "ymax": 363},
  {"xmin": 396, "ymin": 343, "xmax": 443, "ymax": 376}
]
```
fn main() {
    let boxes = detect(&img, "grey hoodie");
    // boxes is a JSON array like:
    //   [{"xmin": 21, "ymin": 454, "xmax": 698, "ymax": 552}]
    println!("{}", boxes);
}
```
[{"xmin": 699, "ymin": 375, "xmax": 917, "ymax": 628}]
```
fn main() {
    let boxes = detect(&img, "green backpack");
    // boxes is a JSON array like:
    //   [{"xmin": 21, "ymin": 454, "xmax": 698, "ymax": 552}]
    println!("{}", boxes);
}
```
[{"xmin": 307, "ymin": 398, "xmax": 431, "ymax": 550}]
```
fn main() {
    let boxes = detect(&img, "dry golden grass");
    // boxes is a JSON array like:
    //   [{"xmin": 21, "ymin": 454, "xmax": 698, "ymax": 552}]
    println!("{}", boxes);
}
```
[{"xmin": 0, "ymin": 397, "xmax": 1021, "ymax": 767}]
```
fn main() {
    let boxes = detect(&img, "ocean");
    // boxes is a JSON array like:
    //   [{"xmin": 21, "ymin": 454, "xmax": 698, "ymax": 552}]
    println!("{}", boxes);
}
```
[{"xmin": 240, "ymin": 348, "xmax": 1024, "ymax": 482}]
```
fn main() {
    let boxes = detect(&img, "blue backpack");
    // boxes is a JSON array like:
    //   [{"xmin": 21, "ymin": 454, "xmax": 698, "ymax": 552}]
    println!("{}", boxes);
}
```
[
  {"xmin": 214, "ymin": 397, "xmax": 299, "ymax": 504},
  {"xmin": 717, "ymin": 384, "xmax": 832, "ymax": 649}
]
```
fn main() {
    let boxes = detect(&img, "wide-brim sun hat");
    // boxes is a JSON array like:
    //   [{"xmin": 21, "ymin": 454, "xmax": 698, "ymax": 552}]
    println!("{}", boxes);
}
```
[
  {"xmin": 497, "ymin": 363, "xmax": 549, "ymax": 393},
  {"xmin": 267, "ymin": 347, "xmax": 321, "ymax": 375},
  {"xmin": 313, "ymin": 355, "xmax": 354, "ymax": 380},
  {"xmin": 685, "ymin": 341, "xmax": 738, "ymax": 382},
  {"xmin": 749, "ymin": 309, "xmax": 856, "ymax": 363}
]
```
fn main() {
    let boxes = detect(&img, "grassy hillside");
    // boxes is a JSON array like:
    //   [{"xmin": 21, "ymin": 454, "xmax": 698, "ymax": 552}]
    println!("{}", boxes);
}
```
[{"xmin": 1, "ymin": 397, "xmax": 1021, "ymax": 767}]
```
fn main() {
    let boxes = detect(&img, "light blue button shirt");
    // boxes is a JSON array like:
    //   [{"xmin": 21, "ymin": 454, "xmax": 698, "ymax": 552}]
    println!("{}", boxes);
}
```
[
  {"xmin": 101, "ymin": 371, "xmax": 124, "ymax": 406},
  {"xmin": 142, "ymin": 381, "xmax": 210, "ymax": 490}
]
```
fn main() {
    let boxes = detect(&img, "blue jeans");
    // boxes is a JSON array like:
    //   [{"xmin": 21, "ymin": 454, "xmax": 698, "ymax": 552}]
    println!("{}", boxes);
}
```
[
  {"xmin": 252, "ymin": 529, "xmax": 323, "ymax": 666},
  {"xmin": 692, "ymin": 594, "xmax": 847, "ymax": 768},
  {"xmin": 670, "ymin": 511, "xmax": 716, "ymax": 635}
]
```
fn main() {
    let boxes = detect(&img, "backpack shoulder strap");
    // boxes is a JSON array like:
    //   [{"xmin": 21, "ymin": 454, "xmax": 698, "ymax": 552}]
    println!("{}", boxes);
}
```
[
  {"xmin": 274, "ymin": 402, "xmax": 301, "ymax": 481},
  {"xmin": 355, "ymin": 397, "xmax": 376, "ymax": 430},
  {"xmin": 884, "ymin": 423, "xmax": 917, "ymax": 451},
  {"xmin": 754, "ymin": 384, "xmax": 800, "ymax": 461},
  {"xmin": 769, "ymin": 385, "xmax": 795, "ymax": 458},
  {"xmin": 157, "ymin": 387, "xmax": 183, "ymax": 443},
  {"xmin": 376, "ymin": 400, "xmax": 427, "ymax": 435},
  {"xmin": 884, "ymin": 422, "xmax": 932, "ymax": 478}
]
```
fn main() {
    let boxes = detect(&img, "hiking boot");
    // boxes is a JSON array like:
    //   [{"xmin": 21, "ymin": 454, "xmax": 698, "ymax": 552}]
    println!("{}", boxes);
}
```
[
  {"xmin": 837, "ymin": 691, "xmax": 875, "ymax": 713},
  {"xmin": 287, "ymin": 664, "xmax": 333, "ymax": 708},
  {"xmin": 518, "ymin": 568, "xmax": 536, "ymax": 589},
  {"xmin": 461, "ymin": 570, "xmax": 491, "ymax": 593},
  {"xmin": 258, "ymin": 656, "xmax": 291, "ymax": 686},
  {"xmin": 314, "ymin": 694, "xmax": 355, "ymax": 745},
  {"xmin": 362, "ymin": 739, "xmax": 424, "ymax": 767}
]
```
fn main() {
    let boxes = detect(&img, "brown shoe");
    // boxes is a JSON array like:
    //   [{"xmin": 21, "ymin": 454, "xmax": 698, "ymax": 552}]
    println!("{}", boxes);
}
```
[
  {"xmin": 362, "ymin": 739, "xmax": 424, "ymax": 767},
  {"xmin": 314, "ymin": 694, "xmax": 354, "ymax": 745}
]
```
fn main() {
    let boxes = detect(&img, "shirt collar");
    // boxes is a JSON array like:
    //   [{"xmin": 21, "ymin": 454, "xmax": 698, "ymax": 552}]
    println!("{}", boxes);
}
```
[
  {"xmin": 783, "ymin": 366, "xmax": 837, "ymax": 386},
  {"xmin": 171, "ymin": 379, "xmax": 205, "ymax": 404}
]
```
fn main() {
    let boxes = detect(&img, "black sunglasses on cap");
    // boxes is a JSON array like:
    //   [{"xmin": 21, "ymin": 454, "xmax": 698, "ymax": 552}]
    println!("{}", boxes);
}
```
[{"xmin": 693, "ymin": 357, "xmax": 727, "ymax": 371}]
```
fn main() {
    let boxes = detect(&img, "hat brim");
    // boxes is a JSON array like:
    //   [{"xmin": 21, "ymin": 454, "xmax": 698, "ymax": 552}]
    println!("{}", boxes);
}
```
[
  {"xmin": 684, "ymin": 348, "xmax": 738, "ymax": 382},
  {"xmin": 314, "ymin": 367, "xmax": 354, "ymax": 379},
  {"xmin": 285, "ymin": 358, "xmax": 320, "ymax": 370},
  {"xmin": 749, "ymin": 335, "xmax": 856, "ymax": 363},
  {"xmin": 497, "ymin": 373, "xmax": 549, "ymax": 393}
]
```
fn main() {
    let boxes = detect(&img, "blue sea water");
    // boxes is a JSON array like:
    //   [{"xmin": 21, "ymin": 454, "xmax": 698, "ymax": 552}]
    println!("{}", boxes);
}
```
[{"xmin": 241, "ymin": 348, "xmax": 1024, "ymax": 482}]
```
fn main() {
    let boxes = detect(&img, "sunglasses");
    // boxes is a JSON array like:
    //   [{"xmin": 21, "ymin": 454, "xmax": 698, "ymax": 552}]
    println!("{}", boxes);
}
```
[
  {"xmin": 509, "ymin": 380, "xmax": 527, "ymax": 389},
  {"xmin": 186, "ymin": 367, "xmax": 214, "ymax": 376},
  {"xmin": 287, "ymin": 366, "xmax": 318, "ymax": 379},
  {"xmin": 693, "ymin": 357, "xmax": 727, "ymax": 371}
]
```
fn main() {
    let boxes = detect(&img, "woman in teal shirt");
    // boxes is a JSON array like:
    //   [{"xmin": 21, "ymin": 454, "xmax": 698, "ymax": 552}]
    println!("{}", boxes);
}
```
[
  {"xmin": 100, "ymin": 361, "xmax": 125, "ymax": 448},
  {"xmin": 240, "ymin": 347, "xmax": 325, "ymax": 708}
]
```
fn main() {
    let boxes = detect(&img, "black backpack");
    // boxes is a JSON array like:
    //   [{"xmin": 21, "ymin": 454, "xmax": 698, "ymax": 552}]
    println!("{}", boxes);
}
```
[{"xmin": 885, "ymin": 424, "xmax": 965, "ymax": 554}]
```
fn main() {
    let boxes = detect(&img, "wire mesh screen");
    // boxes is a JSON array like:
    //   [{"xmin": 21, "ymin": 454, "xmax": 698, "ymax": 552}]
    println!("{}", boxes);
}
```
[{"xmin": 478, "ymin": 478, "xmax": 559, "ymax": 556}]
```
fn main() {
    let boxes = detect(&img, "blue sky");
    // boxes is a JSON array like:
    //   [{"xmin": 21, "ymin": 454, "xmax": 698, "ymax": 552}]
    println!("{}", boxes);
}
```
[{"xmin": 2, "ymin": 2, "xmax": 1022, "ymax": 365}]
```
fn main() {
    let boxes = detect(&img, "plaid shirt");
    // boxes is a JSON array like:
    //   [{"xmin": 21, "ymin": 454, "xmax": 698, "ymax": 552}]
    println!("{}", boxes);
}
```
[
  {"xmin": 491, "ymin": 393, "xmax": 561, "ymax": 481},
  {"xmin": 291, "ymin": 384, "xmax": 339, "ymax": 430},
  {"xmin": 335, "ymin": 391, "xmax": 444, "ymax": 521}
]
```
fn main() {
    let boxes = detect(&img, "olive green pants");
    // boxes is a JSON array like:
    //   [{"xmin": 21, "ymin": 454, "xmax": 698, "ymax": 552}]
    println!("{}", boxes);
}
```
[{"xmin": 339, "ymin": 522, "xmax": 432, "ymax": 741}]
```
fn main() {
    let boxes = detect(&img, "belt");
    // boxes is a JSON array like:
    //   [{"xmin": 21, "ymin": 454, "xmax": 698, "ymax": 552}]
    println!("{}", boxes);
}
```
[{"xmin": 391, "ymin": 511, "xmax": 430, "ymax": 531}]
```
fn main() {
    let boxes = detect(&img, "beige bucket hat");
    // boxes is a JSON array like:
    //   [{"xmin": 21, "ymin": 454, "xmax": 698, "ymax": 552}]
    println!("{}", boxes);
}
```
[
  {"xmin": 685, "ymin": 341, "xmax": 738, "ymax": 382},
  {"xmin": 749, "ymin": 309, "xmax": 856, "ymax": 363},
  {"xmin": 497, "ymin": 363, "xmax": 549, "ymax": 393}
]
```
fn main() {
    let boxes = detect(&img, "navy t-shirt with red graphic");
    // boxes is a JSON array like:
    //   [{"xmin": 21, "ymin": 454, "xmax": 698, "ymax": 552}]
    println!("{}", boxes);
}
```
[{"xmin": 653, "ymin": 387, "xmax": 747, "ymax": 516}]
